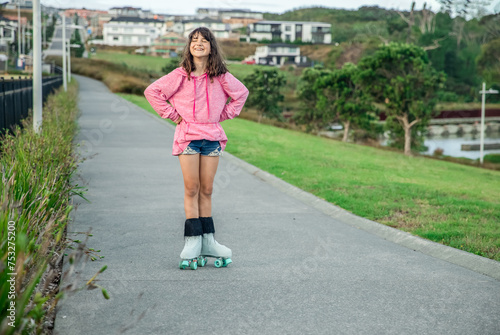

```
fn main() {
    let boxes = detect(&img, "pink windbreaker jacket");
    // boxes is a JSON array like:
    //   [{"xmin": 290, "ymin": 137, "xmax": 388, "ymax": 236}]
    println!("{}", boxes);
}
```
[{"xmin": 144, "ymin": 67, "xmax": 249, "ymax": 155}]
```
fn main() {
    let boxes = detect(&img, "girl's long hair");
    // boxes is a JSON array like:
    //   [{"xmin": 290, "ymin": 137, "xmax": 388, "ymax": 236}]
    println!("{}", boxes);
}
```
[{"xmin": 180, "ymin": 27, "xmax": 228, "ymax": 81}]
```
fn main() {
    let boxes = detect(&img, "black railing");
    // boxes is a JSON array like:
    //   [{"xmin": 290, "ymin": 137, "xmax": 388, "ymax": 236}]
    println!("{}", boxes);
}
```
[{"xmin": 0, "ymin": 76, "xmax": 63, "ymax": 135}]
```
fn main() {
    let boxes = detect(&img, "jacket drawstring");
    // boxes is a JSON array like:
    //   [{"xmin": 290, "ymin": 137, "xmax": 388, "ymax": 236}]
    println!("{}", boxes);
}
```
[
  {"xmin": 205, "ymin": 75, "xmax": 210, "ymax": 119},
  {"xmin": 192, "ymin": 77, "xmax": 196, "ymax": 121},
  {"xmin": 192, "ymin": 74, "xmax": 210, "ymax": 121}
]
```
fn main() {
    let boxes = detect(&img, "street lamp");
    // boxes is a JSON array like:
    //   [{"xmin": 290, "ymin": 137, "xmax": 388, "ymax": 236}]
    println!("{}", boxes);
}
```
[
  {"xmin": 67, "ymin": 43, "xmax": 81, "ymax": 83},
  {"xmin": 61, "ymin": 11, "xmax": 67, "ymax": 92},
  {"xmin": 33, "ymin": 0, "xmax": 41, "ymax": 133},
  {"xmin": 479, "ymin": 82, "xmax": 499, "ymax": 164}
]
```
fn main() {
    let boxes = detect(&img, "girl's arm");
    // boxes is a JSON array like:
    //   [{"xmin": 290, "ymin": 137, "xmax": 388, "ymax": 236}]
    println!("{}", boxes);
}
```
[
  {"xmin": 144, "ymin": 71, "xmax": 183, "ymax": 122},
  {"xmin": 218, "ymin": 72, "xmax": 249, "ymax": 122}
]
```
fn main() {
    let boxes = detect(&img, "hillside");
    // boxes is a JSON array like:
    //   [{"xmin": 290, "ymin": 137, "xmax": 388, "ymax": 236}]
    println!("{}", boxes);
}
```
[{"xmin": 263, "ymin": 6, "xmax": 500, "ymax": 102}]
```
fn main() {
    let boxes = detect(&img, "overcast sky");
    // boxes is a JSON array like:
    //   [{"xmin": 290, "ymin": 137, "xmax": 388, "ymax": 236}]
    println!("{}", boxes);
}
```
[{"xmin": 41, "ymin": 0, "xmax": 450, "ymax": 15}]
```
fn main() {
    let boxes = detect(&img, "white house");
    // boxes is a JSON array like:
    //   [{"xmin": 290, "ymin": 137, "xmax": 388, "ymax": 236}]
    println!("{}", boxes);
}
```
[
  {"xmin": 0, "ymin": 15, "xmax": 17, "ymax": 46},
  {"xmin": 253, "ymin": 43, "xmax": 306, "ymax": 66},
  {"xmin": 103, "ymin": 17, "xmax": 166, "ymax": 46},
  {"xmin": 196, "ymin": 8, "xmax": 263, "ymax": 20},
  {"xmin": 249, "ymin": 20, "xmax": 331, "ymax": 44},
  {"xmin": 171, "ymin": 18, "xmax": 230, "ymax": 39}
]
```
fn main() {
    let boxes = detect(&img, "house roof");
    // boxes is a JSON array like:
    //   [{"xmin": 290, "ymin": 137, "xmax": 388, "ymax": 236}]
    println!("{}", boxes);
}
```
[
  {"xmin": 0, "ymin": 15, "xmax": 15, "ymax": 22},
  {"xmin": 110, "ymin": 6, "xmax": 141, "ymax": 10},
  {"xmin": 254, "ymin": 20, "xmax": 331, "ymax": 26},
  {"xmin": 181, "ymin": 17, "xmax": 223, "ymax": 24},
  {"xmin": 109, "ymin": 16, "xmax": 164, "ymax": 23}
]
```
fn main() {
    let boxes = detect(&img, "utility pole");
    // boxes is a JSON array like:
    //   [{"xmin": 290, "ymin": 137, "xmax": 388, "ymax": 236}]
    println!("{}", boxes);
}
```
[
  {"xmin": 67, "ymin": 40, "xmax": 71, "ymax": 82},
  {"xmin": 17, "ymin": 0, "xmax": 21, "ymax": 57},
  {"xmin": 33, "ymin": 0, "xmax": 42, "ymax": 133},
  {"xmin": 62, "ymin": 12, "xmax": 67, "ymax": 92},
  {"xmin": 479, "ymin": 82, "xmax": 499, "ymax": 164}
]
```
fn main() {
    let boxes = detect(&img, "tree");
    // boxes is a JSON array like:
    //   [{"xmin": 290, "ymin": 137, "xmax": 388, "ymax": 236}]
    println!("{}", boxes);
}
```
[
  {"xmin": 294, "ymin": 65, "xmax": 333, "ymax": 133},
  {"xmin": 161, "ymin": 57, "xmax": 180, "ymax": 74},
  {"xmin": 319, "ymin": 63, "xmax": 377, "ymax": 142},
  {"xmin": 358, "ymin": 43, "xmax": 446, "ymax": 155},
  {"xmin": 244, "ymin": 68, "xmax": 286, "ymax": 122},
  {"xmin": 70, "ymin": 28, "xmax": 85, "ymax": 58}
]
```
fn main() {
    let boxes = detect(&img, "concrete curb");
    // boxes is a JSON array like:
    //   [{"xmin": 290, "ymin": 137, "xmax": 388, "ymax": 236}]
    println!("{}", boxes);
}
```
[{"xmin": 121, "ymin": 96, "xmax": 500, "ymax": 282}]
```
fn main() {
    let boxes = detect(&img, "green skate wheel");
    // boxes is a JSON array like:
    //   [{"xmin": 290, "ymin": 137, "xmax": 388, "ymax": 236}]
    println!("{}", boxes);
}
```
[
  {"xmin": 198, "ymin": 257, "xmax": 207, "ymax": 267},
  {"xmin": 222, "ymin": 258, "xmax": 232, "ymax": 267},
  {"xmin": 190, "ymin": 260, "xmax": 198, "ymax": 270},
  {"xmin": 214, "ymin": 259, "xmax": 223, "ymax": 268},
  {"xmin": 179, "ymin": 260, "xmax": 188, "ymax": 269}
]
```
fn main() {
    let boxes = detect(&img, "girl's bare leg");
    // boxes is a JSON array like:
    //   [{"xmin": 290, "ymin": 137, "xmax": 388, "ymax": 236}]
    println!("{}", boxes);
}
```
[
  {"xmin": 178, "ymin": 154, "xmax": 200, "ymax": 219},
  {"xmin": 198, "ymin": 156, "xmax": 220, "ymax": 217}
]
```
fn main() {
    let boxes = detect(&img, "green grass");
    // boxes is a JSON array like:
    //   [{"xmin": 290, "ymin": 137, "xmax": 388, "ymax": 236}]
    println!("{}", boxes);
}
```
[
  {"xmin": 120, "ymin": 93, "xmax": 500, "ymax": 261},
  {"xmin": 91, "ymin": 51, "xmax": 169, "ymax": 73}
]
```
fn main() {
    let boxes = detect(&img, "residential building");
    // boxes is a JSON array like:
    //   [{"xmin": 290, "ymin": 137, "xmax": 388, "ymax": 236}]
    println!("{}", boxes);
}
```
[
  {"xmin": 196, "ymin": 8, "xmax": 263, "ymax": 20},
  {"xmin": 103, "ymin": 16, "xmax": 166, "ymax": 46},
  {"xmin": 249, "ymin": 20, "xmax": 331, "ymax": 44},
  {"xmin": 253, "ymin": 43, "xmax": 306, "ymax": 66},
  {"xmin": 171, "ymin": 18, "xmax": 230, "ymax": 39},
  {"xmin": 5, "ymin": 0, "xmax": 32, "ymax": 9},
  {"xmin": 149, "ymin": 32, "xmax": 186, "ymax": 57},
  {"xmin": 0, "ymin": 15, "xmax": 17, "ymax": 46}
]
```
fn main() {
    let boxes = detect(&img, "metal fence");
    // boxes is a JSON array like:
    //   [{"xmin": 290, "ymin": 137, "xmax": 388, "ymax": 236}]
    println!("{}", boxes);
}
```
[{"xmin": 0, "ymin": 75, "xmax": 63, "ymax": 135}]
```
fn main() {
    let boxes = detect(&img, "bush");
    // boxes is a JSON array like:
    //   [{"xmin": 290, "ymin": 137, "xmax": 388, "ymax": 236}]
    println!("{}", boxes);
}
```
[
  {"xmin": 161, "ymin": 57, "xmax": 180, "ymax": 75},
  {"xmin": 483, "ymin": 154, "xmax": 500, "ymax": 164},
  {"xmin": 0, "ymin": 82, "xmax": 80, "ymax": 334}
]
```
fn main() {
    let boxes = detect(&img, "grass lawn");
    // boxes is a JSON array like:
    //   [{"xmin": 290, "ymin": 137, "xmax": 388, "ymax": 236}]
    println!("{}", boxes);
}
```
[
  {"xmin": 119, "ymin": 93, "xmax": 500, "ymax": 261},
  {"xmin": 90, "ymin": 51, "xmax": 169, "ymax": 73}
]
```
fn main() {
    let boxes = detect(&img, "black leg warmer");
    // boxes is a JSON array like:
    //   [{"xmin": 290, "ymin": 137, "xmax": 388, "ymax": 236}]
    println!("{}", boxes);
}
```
[
  {"xmin": 184, "ymin": 218, "xmax": 203, "ymax": 236},
  {"xmin": 200, "ymin": 217, "xmax": 215, "ymax": 234}
]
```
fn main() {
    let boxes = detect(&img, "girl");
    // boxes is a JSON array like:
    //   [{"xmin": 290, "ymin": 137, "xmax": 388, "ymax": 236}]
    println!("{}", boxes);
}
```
[{"xmin": 144, "ymin": 27, "xmax": 249, "ymax": 270}]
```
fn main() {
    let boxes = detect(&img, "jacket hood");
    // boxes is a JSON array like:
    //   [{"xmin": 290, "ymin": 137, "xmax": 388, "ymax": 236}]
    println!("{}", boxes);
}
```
[{"xmin": 173, "ymin": 67, "xmax": 208, "ymax": 78}]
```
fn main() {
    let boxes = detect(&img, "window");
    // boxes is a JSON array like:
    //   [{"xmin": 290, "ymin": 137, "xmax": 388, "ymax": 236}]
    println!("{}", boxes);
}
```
[
  {"xmin": 285, "ymin": 35, "xmax": 291, "ymax": 41},
  {"xmin": 124, "ymin": 27, "xmax": 133, "ymax": 33},
  {"xmin": 113, "ymin": 36, "xmax": 119, "ymax": 41},
  {"xmin": 285, "ymin": 25, "xmax": 292, "ymax": 32},
  {"xmin": 296, "ymin": 25, "xmax": 302, "ymax": 32},
  {"xmin": 269, "ymin": 47, "xmax": 277, "ymax": 52},
  {"xmin": 112, "ymin": 26, "xmax": 119, "ymax": 31},
  {"xmin": 123, "ymin": 36, "xmax": 132, "ymax": 44},
  {"xmin": 255, "ymin": 24, "xmax": 271, "ymax": 32},
  {"xmin": 288, "ymin": 47, "xmax": 297, "ymax": 53}
]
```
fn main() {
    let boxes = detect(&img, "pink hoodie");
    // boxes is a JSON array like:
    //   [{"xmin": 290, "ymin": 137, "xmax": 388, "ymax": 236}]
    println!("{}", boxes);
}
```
[{"xmin": 144, "ymin": 67, "xmax": 249, "ymax": 155}]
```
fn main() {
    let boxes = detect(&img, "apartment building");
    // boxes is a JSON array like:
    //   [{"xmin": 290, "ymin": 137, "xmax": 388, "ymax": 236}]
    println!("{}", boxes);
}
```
[
  {"xmin": 249, "ymin": 20, "xmax": 331, "ymax": 44},
  {"xmin": 103, "ymin": 17, "xmax": 166, "ymax": 46}
]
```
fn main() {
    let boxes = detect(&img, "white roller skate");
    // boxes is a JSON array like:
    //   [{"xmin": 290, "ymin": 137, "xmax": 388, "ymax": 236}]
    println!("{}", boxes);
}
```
[
  {"xmin": 198, "ymin": 233, "xmax": 232, "ymax": 268},
  {"xmin": 179, "ymin": 235, "xmax": 202, "ymax": 270}
]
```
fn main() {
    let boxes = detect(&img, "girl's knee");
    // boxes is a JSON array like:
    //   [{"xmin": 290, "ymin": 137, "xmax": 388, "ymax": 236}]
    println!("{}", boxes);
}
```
[
  {"xmin": 185, "ymin": 183, "xmax": 200, "ymax": 197},
  {"xmin": 200, "ymin": 184, "xmax": 213, "ymax": 197}
]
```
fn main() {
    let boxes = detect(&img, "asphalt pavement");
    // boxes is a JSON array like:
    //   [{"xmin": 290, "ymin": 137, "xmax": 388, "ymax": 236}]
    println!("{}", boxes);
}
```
[{"xmin": 54, "ymin": 75, "xmax": 500, "ymax": 335}]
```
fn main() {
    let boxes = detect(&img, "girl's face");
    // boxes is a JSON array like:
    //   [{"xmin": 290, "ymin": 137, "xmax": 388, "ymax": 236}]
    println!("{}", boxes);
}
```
[{"xmin": 190, "ymin": 33, "xmax": 211, "ymax": 60}]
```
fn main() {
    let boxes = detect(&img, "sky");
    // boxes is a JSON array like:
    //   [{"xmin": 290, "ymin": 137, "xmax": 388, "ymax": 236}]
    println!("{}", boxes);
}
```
[{"xmin": 41, "ymin": 0, "xmax": 453, "ymax": 15}]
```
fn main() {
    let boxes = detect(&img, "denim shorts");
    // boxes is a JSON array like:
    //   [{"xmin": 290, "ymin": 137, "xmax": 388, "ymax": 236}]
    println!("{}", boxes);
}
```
[{"xmin": 181, "ymin": 140, "xmax": 222, "ymax": 156}]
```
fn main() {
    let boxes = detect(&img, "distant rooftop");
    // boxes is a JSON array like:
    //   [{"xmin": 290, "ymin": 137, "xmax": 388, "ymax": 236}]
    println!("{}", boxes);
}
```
[
  {"xmin": 254, "ymin": 20, "xmax": 331, "ymax": 26},
  {"xmin": 109, "ymin": 16, "xmax": 164, "ymax": 23}
]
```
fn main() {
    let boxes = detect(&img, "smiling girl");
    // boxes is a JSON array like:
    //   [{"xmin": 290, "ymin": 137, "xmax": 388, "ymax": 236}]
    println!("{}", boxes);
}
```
[{"xmin": 144, "ymin": 27, "xmax": 249, "ymax": 270}]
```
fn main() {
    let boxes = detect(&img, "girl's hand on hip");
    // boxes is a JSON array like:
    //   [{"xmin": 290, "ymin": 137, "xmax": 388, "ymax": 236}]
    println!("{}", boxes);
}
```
[{"xmin": 174, "ymin": 116, "xmax": 183, "ymax": 124}]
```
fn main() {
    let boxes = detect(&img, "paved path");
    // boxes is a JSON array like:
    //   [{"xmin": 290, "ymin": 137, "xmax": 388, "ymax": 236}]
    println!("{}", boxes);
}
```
[{"xmin": 54, "ymin": 75, "xmax": 500, "ymax": 335}]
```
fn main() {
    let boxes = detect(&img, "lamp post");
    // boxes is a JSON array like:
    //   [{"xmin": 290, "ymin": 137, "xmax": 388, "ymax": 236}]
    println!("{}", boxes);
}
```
[
  {"xmin": 33, "ymin": 0, "xmax": 42, "ymax": 133},
  {"xmin": 479, "ymin": 82, "xmax": 499, "ymax": 164},
  {"xmin": 62, "ymin": 12, "xmax": 67, "ymax": 92},
  {"xmin": 67, "ymin": 44, "xmax": 81, "ymax": 83},
  {"xmin": 67, "ymin": 40, "xmax": 70, "ymax": 82}
]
